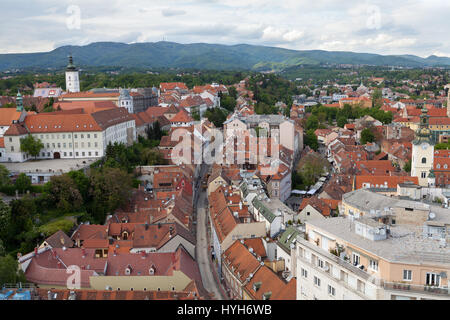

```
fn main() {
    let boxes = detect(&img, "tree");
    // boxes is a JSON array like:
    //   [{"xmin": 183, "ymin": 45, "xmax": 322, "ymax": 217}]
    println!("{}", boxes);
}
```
[
  {"xmin": 14, "ymin": 173, "xmax": 31, "ymax": 194},
  {"xmin": 372, "ymin": 88, "xmax": 383, "ymax": 108},
  {"xmin": 337, "ymin": 116, "xmax": 347, "ymax": 128},
  {"xmin": 88, "ymin": 168, "xmax": 133, "ymax": 223},
  {"xmin": 204, "ymin": 108, "xmax": 227, "ymax": 128},
  {"xmin": 305, "ymin": 129, "xmax": 319, "ymax": 151},
  {"xmin": 42, "ymin": 97, "xmax": 55, "ymax": 113},
  {"xmin": 0, "ymin": 165, "xmax": 10, "ymax": 186},
  {"xmin": 141, "ymin": 149, "xmax": 168, "ymax": 166},
  {"xmin": 20, "ymin": 134, "xmax": 44, "ymax": 159},
  {"xmin": 44, "ymin": 174, "xmax": 83, "ymax": 213},
  {"xmin": 191, "ymin": 110, "xmax": 200, "ymax": 121},
  {"xmin": 67, "ymin": 170, "xmax": 90, "ymax": 201},
  {"xmin": 403, "ymin": 160, "xmax": 412, "ymax": 173},
  {"xmin": 0, "ymin": 199, "xmax": 11, "ymax": 244},
  {"xmin": 228, "ymin": 86, "xmax": 237, "ymax": 99},
  {"xmin": 220, "ymin": 95, "xmax": 236, "ymax": 112},
  {"xmin": 306, "ymin": 115, "xmax": 319, "ymax": 131},
  {"xmin": 360, "ymin": 128, "xmax": 375, "ymax": 145},
  {"xmin": 0, "ymin": 255, "xmax": 27, "ymax": 285}
]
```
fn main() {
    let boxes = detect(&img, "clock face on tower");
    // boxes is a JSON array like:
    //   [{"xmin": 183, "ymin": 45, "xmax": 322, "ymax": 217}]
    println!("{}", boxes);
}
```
[{"xmin": 421, "ymin": 143, "xmax": 428, "ymax": 150}]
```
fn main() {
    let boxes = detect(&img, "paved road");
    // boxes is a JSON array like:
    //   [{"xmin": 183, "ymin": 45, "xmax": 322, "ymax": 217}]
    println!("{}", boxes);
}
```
[{"xmin": 195, "ymin": 165, "xmax": 225, "ymax": 300}]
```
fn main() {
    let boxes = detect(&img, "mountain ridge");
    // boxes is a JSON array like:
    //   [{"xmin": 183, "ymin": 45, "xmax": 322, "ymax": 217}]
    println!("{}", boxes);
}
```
[{"xmin": 0, "ymin": 41, "xmax": 449, "ymax": 71}]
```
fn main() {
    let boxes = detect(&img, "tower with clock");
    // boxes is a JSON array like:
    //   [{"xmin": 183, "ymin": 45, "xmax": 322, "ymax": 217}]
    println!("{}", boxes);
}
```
[{"xmin": 411, "ymin": 107, "xmax": 435, "ymax": 186}]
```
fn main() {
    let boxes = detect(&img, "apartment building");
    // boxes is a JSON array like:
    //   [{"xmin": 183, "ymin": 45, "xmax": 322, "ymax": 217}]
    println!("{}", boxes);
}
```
[{"xmin": 296, "ymin": 216, "xmax": 450, "ymax": 300}]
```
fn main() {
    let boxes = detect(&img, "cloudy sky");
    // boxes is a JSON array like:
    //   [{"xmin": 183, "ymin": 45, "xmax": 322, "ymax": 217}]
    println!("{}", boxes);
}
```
[{"xmin": 1, "ymin": 0, "xmax": 449, "ymax": 57}]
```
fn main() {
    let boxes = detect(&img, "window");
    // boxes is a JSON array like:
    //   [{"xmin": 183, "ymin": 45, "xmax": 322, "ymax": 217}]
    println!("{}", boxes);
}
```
[
  {"xmin": 81, "ymin": 134, "xmax": 84, "ymax": 138},
  {"xmin": 421, "ymin": 172, "xmax": 427, "ymax": 179},
  {"xmin": 352, "ymin": 253, "xmax": 360, "ymax": 266},
  {"xmin": 403, "ymin": 270, "xmax": 412, "ymax": 281},
  {"xmin": 426, "ymin": 273, "xmax": 440, "ymax": 287},
  {"xmin": 314, "ymin": 276, "xmax": 321, "ymax": 287},
  {"xmin": 369, "ymin": 259, "xmax": 378, "ymax": 272},
  {"xmin": 328, "ymin": 285, "xmax": 336, "ymax": 296},
  {"xmin": 421, "ymin": 157, "xmax": 426, "ymax": 164},
  {"xmin": 8, "ymin": 137, "xmax": 12, "ymax": 142},
  {"xmin": 10, "ymin": 146, "xmax": 14, "ymax": 152},
  {"xmin": 301, "ymin": 268, "xmax": 308, "ymax": 278},
  {"xmin": 317, "ymin": 258, "xmax": 324, "ymax": 269}
]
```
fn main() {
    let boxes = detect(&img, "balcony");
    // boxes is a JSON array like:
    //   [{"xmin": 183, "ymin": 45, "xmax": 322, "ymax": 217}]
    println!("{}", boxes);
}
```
[
  {"xmin": 384, "ymin": 282, "xmax": 450, "ymax": 297},
  {"xmin": 297, "ymin": 238, "xmax": 381, "ymax": 299}
]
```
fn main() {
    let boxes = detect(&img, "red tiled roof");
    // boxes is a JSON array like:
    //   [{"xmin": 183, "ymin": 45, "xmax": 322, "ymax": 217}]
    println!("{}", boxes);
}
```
[
  {"xmin": 160, "ymin": 82, "xmax": 188, "ymax": 92},
  {"xmin": 170, "ymin": 109, "xmax": 194, "ymax": 123},
  {"xmin": 430, "ymin": 117, "xmax": 450, "ymax": 125},
  {"xmin": 223, "ymin": 240, "xmax": 261, "ymax": 283},
  {"xmin": 244, "ymin": 266, "xmax": 296, "ymax": 300},
  {"xmin": 0, "ymin": 108, "xmax": 23, "ymax": 126},
  {"xmin": 355, "ymin": 175, "xmax": 418, "ymax": 189}
]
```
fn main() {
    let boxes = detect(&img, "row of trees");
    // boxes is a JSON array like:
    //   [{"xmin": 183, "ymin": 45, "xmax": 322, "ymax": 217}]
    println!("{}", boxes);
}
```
[{"xmin": 306, "ymin": 103, "xmax": 393, "ymax": 131}]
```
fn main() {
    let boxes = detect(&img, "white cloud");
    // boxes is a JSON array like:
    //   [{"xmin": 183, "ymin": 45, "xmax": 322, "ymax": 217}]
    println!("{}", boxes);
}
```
[{"xmin": 161, "ymin": 8, "xmax": 187, "ymax": 17}]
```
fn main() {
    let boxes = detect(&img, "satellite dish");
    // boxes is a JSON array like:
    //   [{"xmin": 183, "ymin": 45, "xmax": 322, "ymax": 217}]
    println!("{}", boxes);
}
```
[
  {"xmin": 380, "ymin": 229, "xmax": 386, "ymax": 235},
  {"xmin": 429, "ymin": 212, "xmax": 436, "ymax": 220}
]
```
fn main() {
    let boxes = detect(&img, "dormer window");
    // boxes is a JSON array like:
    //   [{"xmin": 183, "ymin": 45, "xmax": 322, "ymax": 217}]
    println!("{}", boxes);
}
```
[
  {"xmin": 445, "ymin": 164, "xmax": 448, "ymax": 169},
  {"xmin": 437, "ymin": 164, "xmax": 441, "ymax": 169},
  {"xmin": 149, "ymin": 266, "xmax": 155, "ymax": 275},
  {"xmin": 125, "ymin": 265, "xmax": 132, "ymax": 275}
]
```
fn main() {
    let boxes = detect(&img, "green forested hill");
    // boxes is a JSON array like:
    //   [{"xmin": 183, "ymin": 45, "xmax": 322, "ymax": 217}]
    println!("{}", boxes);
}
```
[{"xmin": 1, "ymin": 41, "xmax": 449, "ymax": 72}]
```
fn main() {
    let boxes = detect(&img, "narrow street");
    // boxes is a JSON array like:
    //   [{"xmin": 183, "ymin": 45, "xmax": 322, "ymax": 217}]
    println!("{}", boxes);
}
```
[{"xmin": 194, "ymin": 164, "xmax": 225, "ymax": 300}]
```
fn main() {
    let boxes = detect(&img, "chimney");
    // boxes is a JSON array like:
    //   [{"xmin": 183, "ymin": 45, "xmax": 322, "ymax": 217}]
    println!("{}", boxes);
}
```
[
  {"xmin": 81, "ymin": 248, "xmax": 86, "ymax": 258},
  {"xmin": 141, "ymin": 251, "xmax": 147, "ymax": 259},
  {"xmin": 34, "ymin": 247, "xmax": 38, "ymax": 256}
]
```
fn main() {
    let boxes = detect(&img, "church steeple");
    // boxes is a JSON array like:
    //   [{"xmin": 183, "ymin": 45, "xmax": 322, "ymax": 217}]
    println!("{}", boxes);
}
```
[
  {"xmin": 66, "ymin": 54, "xmax": 77, "ymax": 71},
  {"xmin": 16, "ymin": 90, "xmax": 23, "ymax": 112},
  {"xmin": 413, "ymin": 106, "xmax": 433, "ymax": 145}
]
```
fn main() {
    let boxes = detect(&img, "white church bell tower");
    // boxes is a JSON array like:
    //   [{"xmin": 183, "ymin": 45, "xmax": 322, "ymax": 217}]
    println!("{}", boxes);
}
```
[{"xmin": 65, "ymin": 55, "xmax": 80, "ymax": 93}]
